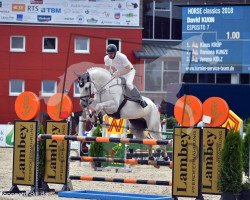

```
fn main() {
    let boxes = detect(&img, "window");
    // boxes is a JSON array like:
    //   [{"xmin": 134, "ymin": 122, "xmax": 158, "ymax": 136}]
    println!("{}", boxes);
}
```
[
  {"xmin": 74, "ymin": 81, "xmax": 80, "ymax": 97},
  {"xmin": 143, "ymin": 0, "xmax": 153, "ymax": 39},
  {"xmin": 9, "ymin": 80, "xmax": 24, "ymax": 96},
  {"xmin": 145, "ymin": 59, "xmax": 181, "ymax": 92},
  {"xmin": 144, "ymin": 1, "xmax": 171, "ymax": 39},
  {"xmin": 198, "ymin": 74, "xmax": 215, "ymax": 83},
  {"xmin": 240, "ymin": 74, "xmax": 250, "ymax": 84},
  {"xmin": 42, "ymin": 37, "xmax": 58, "ymax": 53},
  {"xmin": 143, "ymin": 0, "xmax": 173, "ymax": 40},
  {"xmin": 107, "ymin": 39, "xmax": 121, "ymax": 51},
  {"xmin": 163, "ymin": 60, "xmax": 180, "ymax": 90},
  {"xmin": 216, "ymin": 74, "xmax": 231, "ymax": 84},
  {"xmin": 145, "ymin": 59, "xmax": 162, "ymax": 91},
  {"xmin": 154, "ymin": 1, "xmax": 171, "ymax": 39},
  {"xmin": 74, "ymin": 37, "xmax": 89, "ymax": 54},
  {"xmin": 10, "ymin": 36, "xmax": 25, "ymax": 52},
  {"xmin": 182, "ymin": 73, "xmax": 197, "ymax": 83},
  {"xmin": 41, "ymin": 80, "xmax": 57, "ymax": 97}
]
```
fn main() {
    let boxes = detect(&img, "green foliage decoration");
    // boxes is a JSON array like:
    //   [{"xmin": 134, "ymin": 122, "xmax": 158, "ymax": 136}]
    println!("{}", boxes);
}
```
[
  {"xmin": 243, "ymin": 126, "xmax": 250, "ymax": 176},
  {"xmin": 219, "ymin": 131, "xmax": 243, "ymax": 193},
  {"xmin": 89, "ymin": 125, "xmax": 104, "ymax": 158}
]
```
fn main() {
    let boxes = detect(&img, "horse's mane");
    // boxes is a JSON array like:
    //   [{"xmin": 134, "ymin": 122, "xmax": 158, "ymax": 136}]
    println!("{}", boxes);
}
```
[
  {"xmin": 86, "ymin": 67, "xmax": 112, "ymax": 82},
  {"xmin": 87, "ymin": 67, "xmax": 110, "ymax": 75}
]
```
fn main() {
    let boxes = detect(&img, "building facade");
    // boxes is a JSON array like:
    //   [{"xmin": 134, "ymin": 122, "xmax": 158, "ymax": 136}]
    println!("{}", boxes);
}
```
[{"xmin": 0, "ymin": 0, "xmax": 142, "ymax": 123}]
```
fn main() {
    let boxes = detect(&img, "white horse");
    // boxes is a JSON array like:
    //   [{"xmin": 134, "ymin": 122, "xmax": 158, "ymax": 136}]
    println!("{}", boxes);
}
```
[{"xmin": 76, "ymin": 67, "xmax": 168, "ymax": 162}]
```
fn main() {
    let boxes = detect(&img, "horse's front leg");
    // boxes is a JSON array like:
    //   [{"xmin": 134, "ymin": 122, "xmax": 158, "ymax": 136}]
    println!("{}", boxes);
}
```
[{"xmin": 94, "ymin": 100, "xmax": 117, "ymax": 114}]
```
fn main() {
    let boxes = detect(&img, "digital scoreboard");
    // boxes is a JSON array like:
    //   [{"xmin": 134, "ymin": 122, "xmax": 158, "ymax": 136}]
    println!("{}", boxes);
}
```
[{"xmin": 182, "ymin": 5, "xmax": 250, "ymax": 73}]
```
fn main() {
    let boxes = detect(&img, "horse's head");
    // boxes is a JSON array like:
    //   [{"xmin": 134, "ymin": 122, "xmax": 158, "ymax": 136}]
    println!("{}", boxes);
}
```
[
  {"xmin": 75, "ymin": 72, "xmax": 90, "ymax": 88},
  {"xmin": 75, "ymin": 72, "xmax": 95, "ymax": 108},
  {"xmin": 75, "ymin": 67, "xmax": 114, "ymax": 111}
]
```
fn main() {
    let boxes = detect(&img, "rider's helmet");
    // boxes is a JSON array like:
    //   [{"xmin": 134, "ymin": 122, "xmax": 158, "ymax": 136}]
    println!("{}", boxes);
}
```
[{"xmin": 106, "ymin": 44, "xmax": 117, "ymax": 53}]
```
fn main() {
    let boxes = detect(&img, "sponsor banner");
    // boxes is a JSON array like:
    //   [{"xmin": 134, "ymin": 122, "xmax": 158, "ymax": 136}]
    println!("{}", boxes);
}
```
[
  {"xmin": 103, "ymin": 115, "xmax": 125, "ymax": 134},
  {"xmin": 0, "ymin": 0, "xmax": 139, "ymax": 26},
  {"xmin": 202, "ymin": 127, "xmax": 227, "ymax": 194},
  {"xmin": 172, "ymin": 127, "xmax": 202, "ymax": 198},
  {"xmin": 44, "ymin": 121, "xmax": 69, "ymax": 184},
  {"xmin": 13, "ymin": 121, "xmax": 37, "ymax": 186},
  {"xmin": 0, "ymin": 124, "xmax": 14, "ymax": 147},
  {"xmin": 222, "ymin": 110, "xmax": 243, "ymax": 133}
]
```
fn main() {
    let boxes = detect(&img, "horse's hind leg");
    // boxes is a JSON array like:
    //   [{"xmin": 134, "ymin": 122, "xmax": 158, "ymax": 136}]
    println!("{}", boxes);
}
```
[{"xmin": 147, "ymin": 117, "xmax": 169, "ymax": 162}]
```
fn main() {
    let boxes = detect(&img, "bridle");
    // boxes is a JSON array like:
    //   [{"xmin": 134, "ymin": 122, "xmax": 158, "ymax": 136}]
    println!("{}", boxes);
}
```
[
  {"xmin": 77, "ymin": 72, "xmax": 116, "ymax": 107},
  {"xmin": 77, "ymin": 72, "xmax": 95, "ymax": 102}
]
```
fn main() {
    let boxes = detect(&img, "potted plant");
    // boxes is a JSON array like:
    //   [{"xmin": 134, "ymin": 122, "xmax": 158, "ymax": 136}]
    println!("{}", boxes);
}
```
[
  {"xmin": 242, "ymin": 125, "xmax": 250, "ymax": 177},
  {"xmin": 219, "ymin": 131, "xmax": 243, "ymax": 200},
  {"xmin": 89, "ymin": 124, "xmax": 104, "ymax": 170}
]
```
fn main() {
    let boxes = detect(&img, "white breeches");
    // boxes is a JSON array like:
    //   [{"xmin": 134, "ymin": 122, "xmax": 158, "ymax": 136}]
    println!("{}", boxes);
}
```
[{"xmin": 121, "ymin": 69, "xmax": 135, "ymax": 90}]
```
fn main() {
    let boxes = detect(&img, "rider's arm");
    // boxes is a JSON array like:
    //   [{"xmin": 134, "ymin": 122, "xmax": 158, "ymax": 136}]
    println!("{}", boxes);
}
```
[
  {"xmin": 113, "ymin": 53, "xmax": 134, "ymax": 78},
  {"xmin": 104, "ymin": 55, "xmax": 113, "ymax": 74},
  {"xmin": 105, "ymin": 65, "xmax": 113, "ymax": 74},
  {"xmin": 113, "ymin": 65, "xmax": 133, "ymax": 77}
]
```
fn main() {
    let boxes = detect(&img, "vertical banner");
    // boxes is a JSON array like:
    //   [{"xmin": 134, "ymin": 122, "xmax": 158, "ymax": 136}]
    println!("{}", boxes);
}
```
[
  {"xmin": 13, "ymin": 121, "xmax": 37, "ymax": 186},
  {"xmin": 44, "ymin": 121, "xmax": 69, "ymax": 184},
  {"xmin": 202, "ymin": 127, "xmax": 227, "ymax": 194},
  {"xmin": 172, "ymin": 127, "xmax": 202, "ymax": 198}
]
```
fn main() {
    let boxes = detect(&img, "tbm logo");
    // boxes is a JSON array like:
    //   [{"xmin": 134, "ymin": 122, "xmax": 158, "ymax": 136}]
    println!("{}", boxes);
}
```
[{"xmin": 47, "ymin": 125, "xmax": 61, "ymax": 179}]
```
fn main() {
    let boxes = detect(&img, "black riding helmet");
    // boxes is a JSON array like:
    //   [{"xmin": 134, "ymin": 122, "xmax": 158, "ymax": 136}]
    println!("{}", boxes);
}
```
[{"xmin": 106, "ymin": 44, "xmax": 117, "ymax": 53}]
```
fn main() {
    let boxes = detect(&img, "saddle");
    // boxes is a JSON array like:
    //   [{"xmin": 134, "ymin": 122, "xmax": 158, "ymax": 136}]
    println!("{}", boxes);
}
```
[{"xmin": 107, "ymin": 77, "xmax": 147, "ymax": 119}]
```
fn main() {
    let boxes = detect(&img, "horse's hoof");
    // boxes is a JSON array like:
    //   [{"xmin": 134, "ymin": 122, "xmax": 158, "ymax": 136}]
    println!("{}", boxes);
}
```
[
  {"xmin": 163, "ymin": 156, "xmax": 170, "ymax": 161},
  {"xmin": 153, "ymin": 164, "xmax": 160, "ymax": 169},
  {"xmin": 148, "ymin": 156, "xmax": 154, "ymax": 160}
]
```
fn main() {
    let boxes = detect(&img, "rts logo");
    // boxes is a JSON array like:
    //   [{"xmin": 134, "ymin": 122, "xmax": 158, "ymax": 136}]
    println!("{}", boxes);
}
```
[{"xmin": 27, "ymin": 5, "xmax": 39, "ymax": 12}]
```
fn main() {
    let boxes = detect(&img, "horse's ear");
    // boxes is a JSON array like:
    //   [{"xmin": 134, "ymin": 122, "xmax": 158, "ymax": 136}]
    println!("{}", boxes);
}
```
[{"xmin": 74, "ymin": 72, "xmax": 82, "ymax": 77}]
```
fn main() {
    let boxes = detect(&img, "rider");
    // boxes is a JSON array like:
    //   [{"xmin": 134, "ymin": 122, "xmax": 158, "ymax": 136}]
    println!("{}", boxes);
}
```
[{"xmin": 104, "ymin": 44, "xmax": 147, "ymax": 108}]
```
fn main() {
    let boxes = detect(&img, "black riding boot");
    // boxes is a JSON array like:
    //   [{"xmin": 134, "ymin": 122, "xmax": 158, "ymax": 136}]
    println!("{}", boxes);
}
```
[
  {"xmin": 139, "ymin": 100, "xmax": 148, "ymax": 108},
  {"xmin": 130, "ymin": 88, "xmax": 148, "ymax": 108}
]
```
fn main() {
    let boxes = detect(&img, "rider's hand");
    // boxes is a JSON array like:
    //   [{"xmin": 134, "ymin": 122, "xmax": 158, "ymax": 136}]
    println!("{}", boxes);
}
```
[{"xmin": 113, "ymin": 71, "xmax": 120, "ymax": 78}]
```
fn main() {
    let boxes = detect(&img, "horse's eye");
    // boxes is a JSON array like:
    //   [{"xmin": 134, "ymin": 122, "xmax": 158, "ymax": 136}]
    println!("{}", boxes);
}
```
[{"xmin": 85, "ymin": 87, "xmax": 88, "ymax": 91}]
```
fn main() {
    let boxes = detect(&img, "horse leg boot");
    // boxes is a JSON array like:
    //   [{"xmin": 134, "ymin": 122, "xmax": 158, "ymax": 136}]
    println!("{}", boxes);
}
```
[
  {"xmin": 148, "ymin": 145, "xmax": 160, "ymax": 169},
  {"xmin": 160, "ymin": 145, "xmax": 169, "ymax": 161}
]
